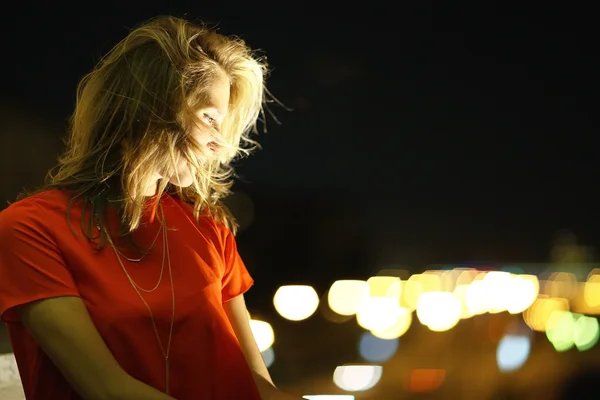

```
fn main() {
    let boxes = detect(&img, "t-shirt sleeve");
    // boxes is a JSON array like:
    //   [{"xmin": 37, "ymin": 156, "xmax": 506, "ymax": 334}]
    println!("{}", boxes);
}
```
[
  {"xmin": 0, "ymin": 200, "xmax": 80, "ymax": 323},
  {"xmin": 220, "ymin": 227, "xmax": 254, "ymax": 304}
]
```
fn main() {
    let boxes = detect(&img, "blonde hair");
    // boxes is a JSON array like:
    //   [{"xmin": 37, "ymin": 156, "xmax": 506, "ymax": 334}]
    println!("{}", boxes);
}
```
[{"xmin": 35, "ymin": 16, "xmax": 269, "ymax": 238}]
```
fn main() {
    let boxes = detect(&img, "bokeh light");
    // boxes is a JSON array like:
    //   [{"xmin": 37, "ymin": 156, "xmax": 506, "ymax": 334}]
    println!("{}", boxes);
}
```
[
  {"xmin": 273, "ymin": 285, "xmax": 320, "ymax": 321},
  {"xmin": 406, "ymin": 369, "xmax": 446, "ymax": 393},
  {"xmin": 573, "ymin": 315, "xmax": 600, "ymax": 351},
  {"xmin": 416, "ymin": 291, "xmax": 461, "ymax": 332},
  {"xmin": 261, "ymin": 346, "xmax": 275, "ymax": 368},
  {"xmin": 333, "ymin": 365, "xmax": 383, "ymax": 392},
  {"xmin": 496, "ymin": 334, "xmax": 531, "ymax": 373},
  {"xmin": 357, "ymin": 297, "xmax": 402, "ymax": 332},
  {"xmin": 328, "ymin": 280, "xmax": 369, "ymax": 316},
  {"xmin": 543, "ymin": 310, "xmax": 600, "ymax": 352},
  {"xmin": 370, "ymin": 307, "xmax": 412, "ymax": 339},
  {"xmin": 358, "ymin": 332, "xmax": 399, "ymax": 363}
]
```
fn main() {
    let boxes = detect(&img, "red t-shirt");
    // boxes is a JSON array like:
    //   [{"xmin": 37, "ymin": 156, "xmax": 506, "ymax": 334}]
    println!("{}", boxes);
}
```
[{"xmin": 0, "ymin": 190, "xmax": 261, "ymax": 399}]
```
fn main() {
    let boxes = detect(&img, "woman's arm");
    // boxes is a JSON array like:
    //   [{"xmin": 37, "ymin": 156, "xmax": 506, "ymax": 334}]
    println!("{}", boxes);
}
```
[
  {"xmin": 17, "ymin": 296, "xmax": 175, "ymax": 400},
  {"xmin": 224, "ymin": 295, "xmax": 302, "ymax": 400},
  {"xmin": 224, "ymin": 294, "xmax": 274, "ymax": 385}
]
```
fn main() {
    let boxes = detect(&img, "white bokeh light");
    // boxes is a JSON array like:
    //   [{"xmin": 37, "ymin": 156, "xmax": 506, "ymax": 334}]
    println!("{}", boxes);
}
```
[
  {"xmin": 333, "ymin": 365, "xmax": 382, "ymax": 392},
  {"xmin": 274, "ymin": 285, "xmax": 320, "ymax": 321}
]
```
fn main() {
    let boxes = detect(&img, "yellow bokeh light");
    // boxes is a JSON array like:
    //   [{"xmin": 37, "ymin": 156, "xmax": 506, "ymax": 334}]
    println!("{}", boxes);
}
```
[
  {"xmin": 402, "ymin": 278, "xmax": 423, "ymax": 311},
  {"xmin": 328, "ymin": 280, "xmax": 369, "ymax": 316},
  {"xmin": 481, "ymin": 271, "xmax": 513, "ymax": 313},
  {"xmin": 357, "ymin": 297, "xmax": 402, "ymax": 332},
  {"xmin": 416, "ymin": 291, "xmax": 461, "ymax": 332},
  {"xmin": 355, "ymin": 276, "xmax": 410, "ymax": 334},
  {"xmin": 545, "ymin": 272, "xmax": 578, "ymax": 300},
  {"xmin": 367, "ymin": 276, "xmax": 401, "ymax": 298},
  {"xmin": 453, "ymin": 284, "xmax": 474, "ymax": 319},
  {"xmin": 273, "ymin": 285, "xmax": 319, "ymax": 321},
  {"xmin": 464, "ymin": 279, "xmax": 487, "ymax": 316},
  {"xmin": 415, "ymin": 272, "xmax": 442, "ymax": 292},
  {"xmin": 455, "ymin": 269, "xmax": 479, "ymax": 287},
  {"xmin": 523, "ymin": 296, "xmax": 569, "ymax": 332},
  {"xmin": 371, "ymin": 307, "xmax": 413, "ymax": 339},
  {"xmin": 440, "ymin": 269, "xmax": 462, "ymax": 292},
  {"xmin": 583, "ymin": 274, "xmax": 600, "ymax": 308}
]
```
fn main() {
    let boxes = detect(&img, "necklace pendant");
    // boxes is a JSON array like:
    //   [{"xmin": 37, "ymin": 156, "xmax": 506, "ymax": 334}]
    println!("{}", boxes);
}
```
[{"xmin": 165, "ymin": 356, "xmax": 170, "ymax": 394}]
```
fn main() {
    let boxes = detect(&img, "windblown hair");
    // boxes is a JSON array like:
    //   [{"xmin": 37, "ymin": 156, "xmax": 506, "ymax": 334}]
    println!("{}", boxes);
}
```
[{"xmin": 28, "ymin": 16, "xmax": 268, "ymax": 240}]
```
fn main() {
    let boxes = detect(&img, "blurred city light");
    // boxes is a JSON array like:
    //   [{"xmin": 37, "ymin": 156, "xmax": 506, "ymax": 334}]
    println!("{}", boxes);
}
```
[
  {"xmin": 328, "ymin": 280, "xmax": 369, "ymax": 316},
  {"xmin": 406, "ymin": 369, "xmax": 445, "ymax": 393},
  {"xmin": 273, "ymin": 285, "xmax": 319, "ymax": 321},
  {"xmin": 332, "ymin": 365, "xmax": 382, "ymax": 392},
  {"xmin": 496, "ymin": 334, "xmax": 531, "ymax": 372},
  {"xmin": 358, "ymin": 332, "xmax": 399, "ymax": 363},
  {"xmin": 261, "ymin": 346, "xmax": 275, "ymax": 368},
  {"xmin": 416, "ymin": 291, "xmax": 461, "ymax": 332}
]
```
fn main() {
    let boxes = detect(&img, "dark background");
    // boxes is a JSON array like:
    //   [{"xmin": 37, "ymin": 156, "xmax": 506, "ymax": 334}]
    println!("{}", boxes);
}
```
[{"xmin": 1, "ymin": 2, "xmax": 598, "ymax": 399}]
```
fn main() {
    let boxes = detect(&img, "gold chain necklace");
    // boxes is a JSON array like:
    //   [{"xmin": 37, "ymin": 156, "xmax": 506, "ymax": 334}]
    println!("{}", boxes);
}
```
[
  {"xmin": 111, "ymin": 223, "xmax": 162, "ymax": 263},
  {"xmin": 117, "ymin": 223, "xmax": 166, "ymax": 293},
  {"xmin": 101, "ymin": 205, "xmax": 175, "ymax": 394}
]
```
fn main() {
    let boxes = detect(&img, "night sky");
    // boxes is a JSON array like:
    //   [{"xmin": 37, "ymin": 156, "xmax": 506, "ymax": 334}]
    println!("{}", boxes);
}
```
[{"xmin": 1, "ymin": 2, "xmax": 598, "ymax": 298}]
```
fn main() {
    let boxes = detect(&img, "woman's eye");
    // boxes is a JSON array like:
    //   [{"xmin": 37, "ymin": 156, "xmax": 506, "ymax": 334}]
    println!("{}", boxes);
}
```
[{"xmin": 204, "ymin": 114, "xmax": 216, "ymax": 125}]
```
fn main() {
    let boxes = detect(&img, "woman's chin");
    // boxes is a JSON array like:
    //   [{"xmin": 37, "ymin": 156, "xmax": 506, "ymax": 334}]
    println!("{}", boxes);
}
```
[{"xmin": 168, "ymin": 175, "xmax": 194, "ymax": 188}]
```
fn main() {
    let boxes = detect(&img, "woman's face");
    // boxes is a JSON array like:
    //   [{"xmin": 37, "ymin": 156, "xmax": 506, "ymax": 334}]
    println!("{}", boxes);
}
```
[{"xmin": 167, "ymin": 69, "xmax": 231, "ymax": 188}]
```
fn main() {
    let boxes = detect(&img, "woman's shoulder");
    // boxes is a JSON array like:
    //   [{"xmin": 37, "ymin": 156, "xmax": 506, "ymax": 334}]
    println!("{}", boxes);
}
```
[
  {"xmin": 0, "ymin": 190, "xmax": 70, "ymax": 225},
  {"xmin": 2, "ymin": 189, "xmax": 69, "ymax": 214},
  {"xmin": 0, "ymin": 191, "xmax": 72, "ymax": 247}
]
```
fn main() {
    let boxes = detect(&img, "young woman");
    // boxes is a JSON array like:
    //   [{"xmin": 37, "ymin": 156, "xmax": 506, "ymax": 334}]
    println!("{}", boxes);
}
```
[{"xmin": 0, "ymin": 15, "xmax": 299, "ymax": 400}]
